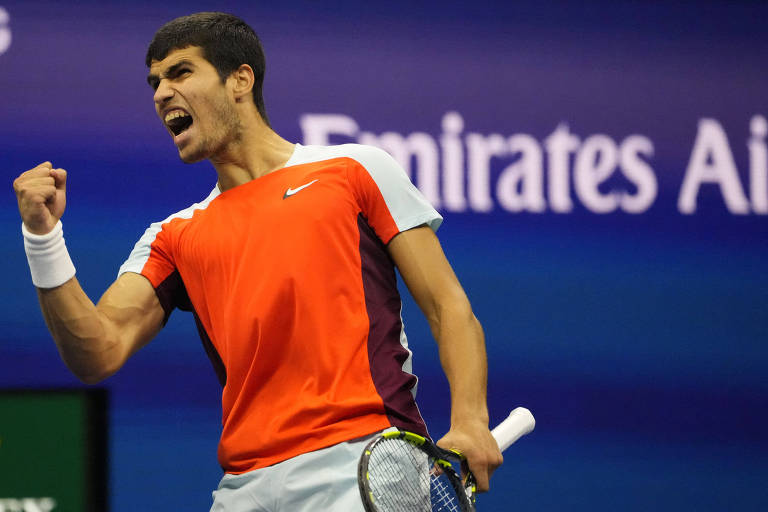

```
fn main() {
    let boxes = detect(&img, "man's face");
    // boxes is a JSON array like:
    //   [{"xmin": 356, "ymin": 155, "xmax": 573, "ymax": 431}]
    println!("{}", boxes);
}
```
[{"xmin": 147, "ymin": 46, "xmax": 240, "ymax": 163}]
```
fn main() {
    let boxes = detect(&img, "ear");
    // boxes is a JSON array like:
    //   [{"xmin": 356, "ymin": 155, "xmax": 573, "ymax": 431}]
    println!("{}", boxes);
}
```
[{"xmin": 229, "ymin": 64, "xmax": 255, "ymax": 102}]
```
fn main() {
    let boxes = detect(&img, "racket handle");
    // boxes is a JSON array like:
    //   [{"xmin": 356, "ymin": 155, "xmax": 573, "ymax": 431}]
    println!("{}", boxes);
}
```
[{"xmin": 491, "ymin": 407, "xmax": 535, "ymax": 452}]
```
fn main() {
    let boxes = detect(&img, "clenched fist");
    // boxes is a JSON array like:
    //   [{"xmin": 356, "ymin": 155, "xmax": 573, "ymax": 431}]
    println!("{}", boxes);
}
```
[{"xmin": 13, "ymin": 162, "xmax": 67, "ymax": 235}]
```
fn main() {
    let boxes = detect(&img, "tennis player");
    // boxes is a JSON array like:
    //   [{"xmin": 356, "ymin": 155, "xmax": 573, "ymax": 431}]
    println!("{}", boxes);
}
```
[{"xmin": 13, "ymin": 12, "xmax": 502, "ymax": 511}]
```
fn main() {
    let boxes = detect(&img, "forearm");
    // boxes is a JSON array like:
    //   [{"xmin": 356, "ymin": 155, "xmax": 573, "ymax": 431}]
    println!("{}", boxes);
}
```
[
  {"xmin": 432, "ymin": 302, "xmax": 490, "ymax": 427},
  {"xmin": 15, "ymin": 163, "xmax": 161, "ymax": 383},
  {"xmin": 37, "ymin": 278, "xmax": 123, "ymax": 383},
  {"xmin": 431, "ymin": 302, "xmax": 503, "ymax": 492}
]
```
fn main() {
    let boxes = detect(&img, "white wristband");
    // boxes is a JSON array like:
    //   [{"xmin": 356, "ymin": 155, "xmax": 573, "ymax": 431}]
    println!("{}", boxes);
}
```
[{"xmin": 22, "ymin": 220, "xmax": 76, "ymax": 289}]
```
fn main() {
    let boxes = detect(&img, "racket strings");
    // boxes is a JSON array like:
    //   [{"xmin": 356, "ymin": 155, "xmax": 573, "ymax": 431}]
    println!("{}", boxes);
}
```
[
  {"xmin": 430, "ymin": 475, "xmax": 461, "ymax": 512},
  {"xmin": 367, "ymin": 439, "xmax": 430, "ymax": 510},
  {"xmin": 365, "ymin": 438, "xmax": 464, "ymax": 512}
]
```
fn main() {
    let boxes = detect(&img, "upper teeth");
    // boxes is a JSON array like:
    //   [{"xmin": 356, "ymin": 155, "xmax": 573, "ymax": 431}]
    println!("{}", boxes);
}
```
[{"xmin": 165, "ymin": 110, "xmax": 189, "ymax": 123}]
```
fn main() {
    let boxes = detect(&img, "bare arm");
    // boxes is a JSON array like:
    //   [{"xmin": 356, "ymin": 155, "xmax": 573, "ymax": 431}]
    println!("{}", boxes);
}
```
[
  {"xmin": 387, "ymin": 225, "xmax": 503, "ymax": 492},
  {"xmin": 38, "ymin": 273, "xmax": 164, "ymax": 384},
  {"xmin": 15, "ymin": 162, "xmax": 164, "ymax": 383}
]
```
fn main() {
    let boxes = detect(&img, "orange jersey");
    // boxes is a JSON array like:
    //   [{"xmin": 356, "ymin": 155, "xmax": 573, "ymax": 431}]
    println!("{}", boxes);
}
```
[{"xmin": 119, "ymin": 144, "xmax": 442, "ymax": 473}]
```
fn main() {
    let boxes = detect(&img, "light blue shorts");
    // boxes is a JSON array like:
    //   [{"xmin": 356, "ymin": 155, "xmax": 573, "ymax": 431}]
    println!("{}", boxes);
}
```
[{"xmin": 210, "ymin": 430, "xmax": 388, "ymax": 512}]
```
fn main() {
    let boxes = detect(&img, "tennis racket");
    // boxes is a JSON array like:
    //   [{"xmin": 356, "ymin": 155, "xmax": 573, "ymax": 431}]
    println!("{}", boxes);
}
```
[{"xmin": 358, "ymin": 407, "xmax": 535, "ymax": 512}]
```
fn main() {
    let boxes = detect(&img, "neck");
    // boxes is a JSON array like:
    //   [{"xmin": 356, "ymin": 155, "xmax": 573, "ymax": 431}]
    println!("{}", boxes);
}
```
[{"xmin": 211, "ymin": 118, "xmax": 295, "ymax": 192}]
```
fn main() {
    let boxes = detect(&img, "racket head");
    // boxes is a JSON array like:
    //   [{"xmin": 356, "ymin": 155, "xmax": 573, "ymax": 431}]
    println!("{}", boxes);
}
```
[{"xmin": 358, "ymin": 430, "xmax": 476, "ymax": 512}]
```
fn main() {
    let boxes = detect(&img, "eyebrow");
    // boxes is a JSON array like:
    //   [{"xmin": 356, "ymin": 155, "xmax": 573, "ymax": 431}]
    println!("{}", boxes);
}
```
[{"xmin": 147, "ymin": 60, "xmax": 194, "ymax": 89}]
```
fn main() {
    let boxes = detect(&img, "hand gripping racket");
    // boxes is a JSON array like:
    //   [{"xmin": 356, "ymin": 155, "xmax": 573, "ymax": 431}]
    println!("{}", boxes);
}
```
[{"xmin": 358, "ymin": 407, "xmax": 535, "ymax": 512}]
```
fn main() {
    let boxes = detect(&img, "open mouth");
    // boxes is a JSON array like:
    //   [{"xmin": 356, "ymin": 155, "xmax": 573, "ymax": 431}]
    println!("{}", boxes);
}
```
[{"xmin": 165, "ymin": 110, "xmax": 194, "ymax": 137}]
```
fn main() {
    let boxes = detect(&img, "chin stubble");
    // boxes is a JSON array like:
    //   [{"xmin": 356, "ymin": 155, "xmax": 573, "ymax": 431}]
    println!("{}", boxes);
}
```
[{"xmin": 179, "ymin": 97, "xmax": 242, "ymax": 164}]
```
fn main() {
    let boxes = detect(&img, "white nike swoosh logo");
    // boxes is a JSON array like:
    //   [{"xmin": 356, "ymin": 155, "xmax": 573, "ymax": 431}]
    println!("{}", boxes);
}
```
[{"xmin": 283, "ymin": 179, "xmax": 319, "ymax": 199}]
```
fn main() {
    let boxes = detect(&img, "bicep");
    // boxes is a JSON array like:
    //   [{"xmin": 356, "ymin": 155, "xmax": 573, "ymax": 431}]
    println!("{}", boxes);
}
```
[
  {"xmin": 96, "ymin": 271, "xmax": 165, "ymax": 359},
  {"xmin": 387, "ymin": 225, "xmax": 471, "ymax": 326}
]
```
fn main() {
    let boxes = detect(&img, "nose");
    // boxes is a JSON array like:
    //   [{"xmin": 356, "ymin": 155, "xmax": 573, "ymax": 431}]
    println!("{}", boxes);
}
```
[{"xmin": 153, "ymin": 79, "xmax": 174, "ymax": 108}]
